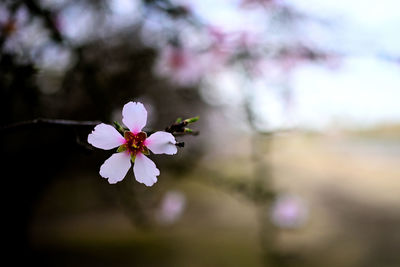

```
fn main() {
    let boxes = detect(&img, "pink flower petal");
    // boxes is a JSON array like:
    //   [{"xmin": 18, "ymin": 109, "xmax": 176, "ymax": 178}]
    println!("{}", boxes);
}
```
[
  {"xmin": 88, "ymin": 123, "xmax": 125, "ymax": 150},
  {"xmin": 146, "ymin": 131, "xmax": 177, "ymax": 155},
  {"xmin": 99, "ymin": 152, "xmax": 131, "ymax": 184},
  {"xmin": 122, "ymin": 102, "xmax": 147, "ymax": 134},
  {"xmin": 133, "ymin": 153, "xmax": 160, "ymax": 187}
]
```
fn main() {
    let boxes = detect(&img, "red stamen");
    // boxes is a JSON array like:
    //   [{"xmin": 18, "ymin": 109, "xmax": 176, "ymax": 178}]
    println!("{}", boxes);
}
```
[{"xmin": 124, "ymin": 131, "xmax": 148, "ymax": 156}]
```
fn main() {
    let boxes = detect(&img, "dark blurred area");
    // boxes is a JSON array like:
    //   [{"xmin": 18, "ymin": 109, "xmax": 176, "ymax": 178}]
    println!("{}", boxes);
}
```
[
  {"xmin": 1, "ymin": 0, "xmax": 400, "ymax": 266},
  {"xmin": 1, "ymin": 0, "xmax": 208, "ymax": 265}
]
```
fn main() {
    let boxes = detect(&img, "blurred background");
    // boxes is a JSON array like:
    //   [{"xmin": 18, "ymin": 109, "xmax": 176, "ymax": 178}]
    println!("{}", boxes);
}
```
[{"xmin": 1, "ymin": 0, "xmax": 400, "ymax": 266}]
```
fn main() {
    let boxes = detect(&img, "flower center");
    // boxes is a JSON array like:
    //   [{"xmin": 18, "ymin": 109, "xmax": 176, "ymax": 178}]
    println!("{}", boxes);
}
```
[{"xmin": 123, "ymin": 131, "xmax": 148, "ymax": 156}]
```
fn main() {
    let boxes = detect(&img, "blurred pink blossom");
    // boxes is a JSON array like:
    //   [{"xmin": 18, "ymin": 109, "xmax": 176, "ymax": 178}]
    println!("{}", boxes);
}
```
[
  {"xmin": 270, "ymin": 193, "xmax": 309, "ymax": 229},
  {"xmin": 155, "ymin": 45, "xmax": 205, "ymax": 86},
  {"xmin": 157, "ymin": 191, "xmax": 186, "ymax": 224},
  {"xmin": 205, "ymin": 26, "xmax": 236, "ymax": 69}
]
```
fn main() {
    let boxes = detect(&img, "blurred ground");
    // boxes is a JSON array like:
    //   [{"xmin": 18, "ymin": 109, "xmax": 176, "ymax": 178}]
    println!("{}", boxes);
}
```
[
  {"xmin": 29, "ymin": 128, "xmax": 400, "ymax": 267},
  {"xmin": 269, "ymin": 130, "xmax": 400, "ymax": 267}
]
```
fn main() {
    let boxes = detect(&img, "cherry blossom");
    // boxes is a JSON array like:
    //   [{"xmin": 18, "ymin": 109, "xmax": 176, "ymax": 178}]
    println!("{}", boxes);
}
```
[{"xmin": 88, "ymin": 102, "xmax": 177, "ymax": 186}]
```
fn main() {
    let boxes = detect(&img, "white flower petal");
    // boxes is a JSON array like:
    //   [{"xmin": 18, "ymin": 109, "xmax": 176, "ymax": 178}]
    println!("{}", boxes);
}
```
[
  {"xmin": 122, "ymin": 102, "xmax": 147, "ymax": 134},
  {"xmin": 99, "ymin": 152, "xmax": 131, "ymax": 184},
  {"xmin": 88, "ymin": 123, "xmax": 125, "ymax": 150},
  {"xmin": 146, "ymin": 131, "xmax": 177, "ymax": 155},
  {"xmin": 133, "ymin": 153, "xmax": 160, "ymax": 187}
]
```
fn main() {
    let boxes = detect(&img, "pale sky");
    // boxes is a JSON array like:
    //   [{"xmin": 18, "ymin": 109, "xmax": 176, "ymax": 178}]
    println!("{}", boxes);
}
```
[{"xmin": 187, "ymin": 0, "xmax": 400, "ymax": 129}]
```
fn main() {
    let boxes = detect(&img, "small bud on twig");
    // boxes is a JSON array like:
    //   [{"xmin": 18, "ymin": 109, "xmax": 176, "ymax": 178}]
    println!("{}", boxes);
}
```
[
  {"xmin": 165, "ymin": 116, "xmax": 199, "ymax": 135},
  {"xmin": 184, "ymin": 116, "xmax": 199, "ymax": 124}
]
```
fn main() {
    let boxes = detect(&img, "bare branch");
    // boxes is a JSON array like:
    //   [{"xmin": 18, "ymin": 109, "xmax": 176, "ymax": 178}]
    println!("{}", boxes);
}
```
[
  {"xmin": 1, "ymin": 116, "xmax": 198, "ymax": 149},
  {"xmin": 1, "ymin": 118, "xmax": 102, "ymax": 134}
]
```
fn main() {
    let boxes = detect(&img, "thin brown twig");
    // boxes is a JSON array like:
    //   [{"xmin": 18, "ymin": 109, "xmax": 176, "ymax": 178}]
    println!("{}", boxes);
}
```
[{"xmin": 1, "ymin": 118, "xmax": 102, "ymax": 133}]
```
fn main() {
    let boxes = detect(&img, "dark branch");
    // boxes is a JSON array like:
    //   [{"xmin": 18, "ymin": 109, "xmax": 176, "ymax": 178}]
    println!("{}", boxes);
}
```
[
  {"xmin": 1, "ymin": 118, "xmax": 102, "ymax": 134},
  {"xmin": 175, "ymin": 141, "xmax": 185, "ymax": 147},
  {"xmin": 24, "ymin": 0, "xmax": 63, "ymax": 43},
  {"xmin": 1, "ymin": 116, "xmax": 198, "ymax": 149}
]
